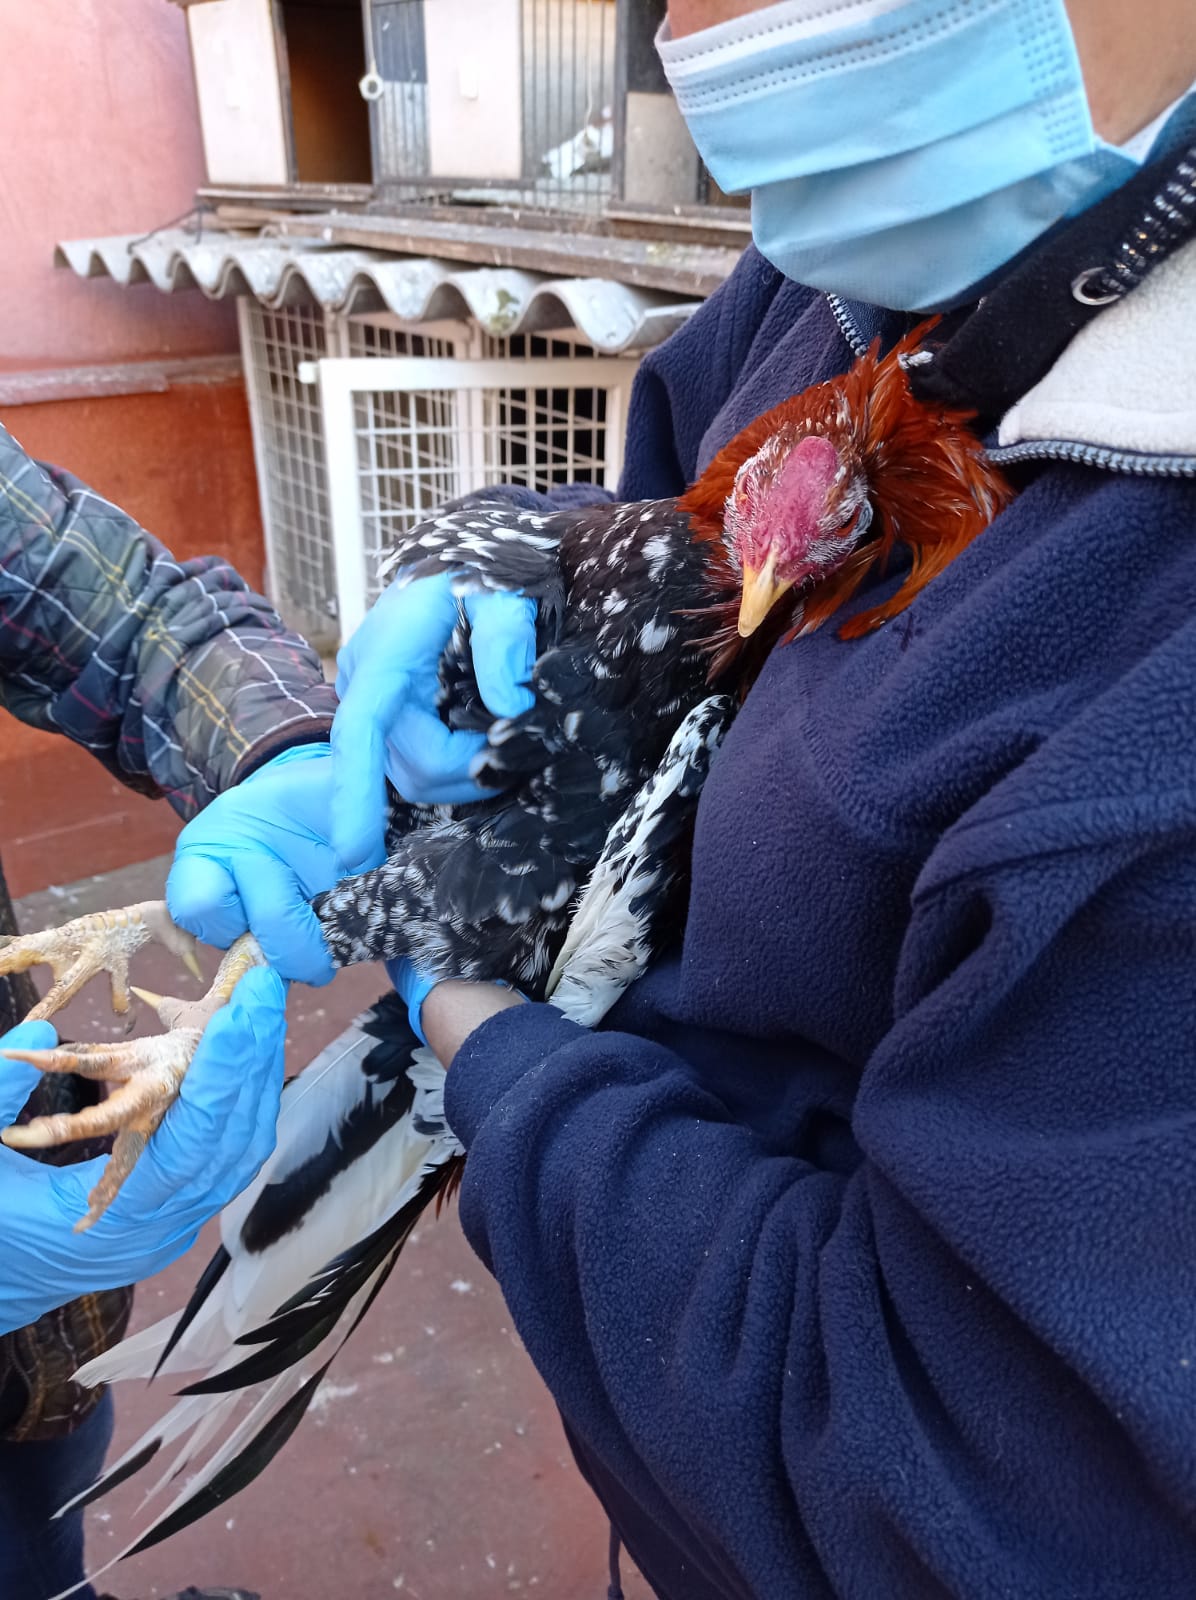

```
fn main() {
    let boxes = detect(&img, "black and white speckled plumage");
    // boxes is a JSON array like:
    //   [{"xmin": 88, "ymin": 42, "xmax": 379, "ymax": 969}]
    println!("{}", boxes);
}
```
[
  {"xmin": 545, "ymin": 693, "xmax": 733, "ymax": 1024},
  {"xmin": 59, "ymin": 691, "xmax": 734, "ymax": 1569},
  {"xmin": 312, "ymin": 499, "xmax": 737, "ymax": 989}
]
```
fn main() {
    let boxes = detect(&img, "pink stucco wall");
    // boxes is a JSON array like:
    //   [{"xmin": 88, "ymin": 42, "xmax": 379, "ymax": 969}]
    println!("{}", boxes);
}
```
[
  {"xmin": 0, "ymin": 0, "xmax": 237, "ymax": 370},
  {"xmin": 0, "ymin": 0, "xmax": 269, "ymax": 894}
]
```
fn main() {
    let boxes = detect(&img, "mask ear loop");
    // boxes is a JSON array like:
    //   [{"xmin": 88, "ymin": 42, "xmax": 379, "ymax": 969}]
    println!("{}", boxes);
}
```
[{"xmin": 1072, "ymin": 143, "xmax": 1196, "ymax": 305}]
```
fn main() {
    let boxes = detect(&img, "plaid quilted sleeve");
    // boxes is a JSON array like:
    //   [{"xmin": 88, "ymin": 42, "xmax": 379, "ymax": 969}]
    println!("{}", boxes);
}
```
[{"xmin": 0, "ymin": 421, "xmax": 336, "ymax": 816}]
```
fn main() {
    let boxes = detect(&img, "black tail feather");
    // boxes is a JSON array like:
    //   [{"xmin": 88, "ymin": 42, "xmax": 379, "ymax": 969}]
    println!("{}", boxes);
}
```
[
  {"xmin": 127, "ymin": 1368, "xmax": 330, "ymax": 1557},
  {"xmin": 182, "ymin": 1155, "xmax": 460, "ymax": 1397},
  {"xmin": 153, "ymin": 1245, "xmax": 231, "ymax": 1379}
]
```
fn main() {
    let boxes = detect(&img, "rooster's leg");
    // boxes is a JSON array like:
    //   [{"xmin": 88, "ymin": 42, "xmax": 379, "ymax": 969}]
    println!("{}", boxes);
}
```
[
  {"xmin": 0, "ymin": 901, "xmax": 202, "ymax": 1023},
  {"xmin": 0, "ymin": 936, "xmax": 264, "ymax": 1230}
]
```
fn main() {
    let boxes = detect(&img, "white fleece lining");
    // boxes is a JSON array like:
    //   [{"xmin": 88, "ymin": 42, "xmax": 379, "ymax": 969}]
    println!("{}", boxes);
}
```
[{"xmin": 998, "ymin": 236, "xmax": 1196, "ymax": 458}]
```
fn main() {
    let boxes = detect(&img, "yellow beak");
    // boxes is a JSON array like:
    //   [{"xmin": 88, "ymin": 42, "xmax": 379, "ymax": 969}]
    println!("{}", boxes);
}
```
[{"xmin": 737, "ymin": 554, "xmax": 793, "ymax": 638}]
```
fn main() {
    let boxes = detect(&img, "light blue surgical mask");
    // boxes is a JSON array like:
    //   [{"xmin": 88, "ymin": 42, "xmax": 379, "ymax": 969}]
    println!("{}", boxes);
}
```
[{"xmin": 658, "ymin": 0, "xmax": 1156, "ymax": 311}]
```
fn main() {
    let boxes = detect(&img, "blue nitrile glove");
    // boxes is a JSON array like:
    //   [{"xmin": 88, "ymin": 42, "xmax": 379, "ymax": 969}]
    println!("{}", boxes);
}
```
[
  {"xmin": 0, "ymin": 967, "xmax": 287, "ymax": 1335},
  {"xmin": 386, "ymin": 956, "xmax": 438, "ymax": 1045},
  {"xmin": 387, "ymin": 956, "xmax": 524, "ymax": 1046},
  {"xmin": 167, "ymin": 744, "xmax": 347, "ymax": 987},
  {"xmin": 333, "ymin": 572, "xmax": 538, "ymax": 873}
]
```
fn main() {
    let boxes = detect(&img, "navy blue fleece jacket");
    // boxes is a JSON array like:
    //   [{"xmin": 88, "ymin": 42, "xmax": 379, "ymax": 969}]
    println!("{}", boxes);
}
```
[{"xmin": 444, "ymin": 250, "xmax": 1196, "ymax": 1599}]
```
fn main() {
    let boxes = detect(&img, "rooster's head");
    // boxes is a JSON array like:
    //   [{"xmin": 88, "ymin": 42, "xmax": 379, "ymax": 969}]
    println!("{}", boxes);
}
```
[{"xmin": 724, "ymin": 428, "xmax": 871, "ymax": 639}]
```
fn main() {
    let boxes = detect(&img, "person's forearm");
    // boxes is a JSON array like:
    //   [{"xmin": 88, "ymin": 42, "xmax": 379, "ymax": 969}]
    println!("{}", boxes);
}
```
[
  {"xmin": 0, "ymin": 422, "xmax": 335, "ymax": 815},
  {"xmin": 439, "ymin": 826, "xmax": 1196, "ymax": 1599},
  {"xmin": 422, "ymin": 980, "xmax": 525, "ymax": 1066}
]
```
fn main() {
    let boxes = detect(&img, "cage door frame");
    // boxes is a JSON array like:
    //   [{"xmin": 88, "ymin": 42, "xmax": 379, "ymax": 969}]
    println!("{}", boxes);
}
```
[{"xmin": 304, "ymin": 353, "xmax": 638, "ymax": 640}]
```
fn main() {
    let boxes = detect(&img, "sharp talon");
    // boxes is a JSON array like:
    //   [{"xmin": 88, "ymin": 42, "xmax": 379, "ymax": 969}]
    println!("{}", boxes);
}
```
[
  {"xmin": 76, "ymin": 1125, "xmax": 151, "ymax": 1229},
  {"xmin": 181, "ymin": 947, "xmax": 203, "ymax": 983},
  {"xmin": 130, "ymin": 986, "xmax": 165, "ymax": 1008}
]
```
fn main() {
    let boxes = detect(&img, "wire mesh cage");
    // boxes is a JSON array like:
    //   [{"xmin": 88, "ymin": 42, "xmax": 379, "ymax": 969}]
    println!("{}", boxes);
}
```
[
  {"xmin": 238, "ymin": 299, "xmax": 340, "ymax": 653},
  {"xmin": 239, "ymin": 303, "xmax": 640, "ymax": 647},
  {"xmin": 311, "ymin": 336, "xmax": 639, "ymax": 635},
  {"xmin": 346, "ymin": 320, "xmax": 470, "ymax": 601},
  {"xmin": 366, "ymin": 0, "xmax": 620, "ymax": 211},
  {"xmin": 352, "ymin": 336, "xmax": 622, "ymax": 612},
  {"xmin": 365, "ymin": 0, "xmax": 430, "ymax": 182},
  {"xmin": 183, "ymin": 0, "xmax": 719, "ymax": 212}
]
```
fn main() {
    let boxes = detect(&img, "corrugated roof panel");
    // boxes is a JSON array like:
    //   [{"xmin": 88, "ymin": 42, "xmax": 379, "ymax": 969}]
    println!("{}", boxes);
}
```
[{"xmin": 54, "ymin": 230, "xmax": 699, "ymax": 352}]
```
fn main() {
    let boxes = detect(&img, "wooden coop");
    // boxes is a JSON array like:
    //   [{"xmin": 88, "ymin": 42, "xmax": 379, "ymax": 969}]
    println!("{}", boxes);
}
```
[{"xmin": 175, "ymin": 0, "xmax": 716, "ymax": 213}]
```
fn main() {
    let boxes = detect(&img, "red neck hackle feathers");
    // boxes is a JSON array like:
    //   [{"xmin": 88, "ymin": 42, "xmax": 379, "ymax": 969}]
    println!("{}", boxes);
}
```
[{"xmin": 678, "ymin": 320, "xmax": 1014, "ymax": 672}]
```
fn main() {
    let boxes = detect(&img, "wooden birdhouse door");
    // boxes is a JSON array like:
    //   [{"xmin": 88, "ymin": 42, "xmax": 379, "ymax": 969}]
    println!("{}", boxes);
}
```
[
  {"xmin": 423, "ymin": 0, "xmax": 524, "ymax": 180},
  {"xmin": 275, "ymin": 0, "xmax": 373, "ymax": 183},
  {"xmin": 186, "ymin": 0, "xmax": 292, "ymax": 185},
  {"xmin": 186, "ymin": 0, "xmax": 372, "ymax": 188}
]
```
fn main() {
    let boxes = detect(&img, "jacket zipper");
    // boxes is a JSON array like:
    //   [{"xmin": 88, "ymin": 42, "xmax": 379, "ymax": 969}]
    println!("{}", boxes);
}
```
[
  {"xmin": 988, "ymin": 438, "xmax": 1196, "ymax": 477},
  {"xmin": 826, "ymin": 294, "xmax": 870, "ymax": 360}
]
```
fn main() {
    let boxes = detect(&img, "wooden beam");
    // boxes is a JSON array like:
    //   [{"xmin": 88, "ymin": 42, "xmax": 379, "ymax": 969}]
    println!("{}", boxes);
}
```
[
  {"xmin": 0, "ymin": 356, "xmax": 244, "ymax": 408},
  {"xmin": 197, "ymin": 182, "xmax": 375, "ymax": 213},
  {"xmin": 207, "ymin": 207, "xmax": 743, "ymax": 296},
  {"xmin": 603, "ymin": 205, "xmax": 750, "ymax": 250},
  {"xmin": 199, "ymin": 187, "xmax": 751, "ymax": 246}
]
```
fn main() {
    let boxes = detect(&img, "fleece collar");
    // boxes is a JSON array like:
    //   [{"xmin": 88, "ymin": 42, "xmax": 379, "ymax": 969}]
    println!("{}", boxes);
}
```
[
  {"xmin": 905, "ymin": 145, "xmax": 1196, "ymax": 472},
  {"xmin": 995, "ymin": 235, "xmax": 1196, "ymax": 465}
]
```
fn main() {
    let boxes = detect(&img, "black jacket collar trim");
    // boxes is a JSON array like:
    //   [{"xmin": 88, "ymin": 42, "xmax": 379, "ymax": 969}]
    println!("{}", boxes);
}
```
[{"xmin": 905, "ymin": 145, "xmax": 1196, "ymax": 427}]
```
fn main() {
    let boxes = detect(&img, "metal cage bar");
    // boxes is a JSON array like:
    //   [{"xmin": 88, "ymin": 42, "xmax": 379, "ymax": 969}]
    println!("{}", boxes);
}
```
[
  {"xmin": 369, "ymin": 0, "xmax": 620, "ymax": 212},
  {"xmin": 238, "ymin": 303, "xmax": 638, "ymax": 648}
]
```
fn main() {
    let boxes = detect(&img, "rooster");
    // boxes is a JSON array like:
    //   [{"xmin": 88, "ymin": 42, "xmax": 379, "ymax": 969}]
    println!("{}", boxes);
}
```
[
  {"xmin": 0, "ymin": 323, "xmax": 1011, "ymax": 1572},
  {"xmin": 36, "ymin": 696, "xmax": 734, "ymax": 1593}
]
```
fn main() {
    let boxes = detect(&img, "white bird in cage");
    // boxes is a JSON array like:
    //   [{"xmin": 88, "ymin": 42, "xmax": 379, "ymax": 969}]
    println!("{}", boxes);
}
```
[{"xmin": 542, "ymin": 103, "xmax": 614, "ymax": 181}]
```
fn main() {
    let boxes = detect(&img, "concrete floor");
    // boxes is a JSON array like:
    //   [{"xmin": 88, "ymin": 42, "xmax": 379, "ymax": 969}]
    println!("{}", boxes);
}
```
[{"xmin": 14, "ymin": 857, "xmax": 651, "ymax": 1600}]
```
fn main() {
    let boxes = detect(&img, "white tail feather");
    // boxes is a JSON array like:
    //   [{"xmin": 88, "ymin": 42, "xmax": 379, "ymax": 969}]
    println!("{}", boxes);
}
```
[{"xmin": 73, "ymin": 1315, "xmax": 174, "ymax": 1387}]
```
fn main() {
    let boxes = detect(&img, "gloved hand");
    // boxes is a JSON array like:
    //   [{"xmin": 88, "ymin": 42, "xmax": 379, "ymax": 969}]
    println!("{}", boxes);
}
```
[
  {"xmin": 333, "ymin": 572, "xmax": 538, "ymax": 872},
  {"xmin": 386, "ymin": 957, "xmax": 439, "ymax": 1045},
  {"xmin": 167, "ymin": 744, "xmax": 344, "ymax": 986},
  {"xmin": 387, "ymin": 956, "xmax": 522, "ymax": 1047},
  {"xmin": 0, "ymin": 966, "xmax": 287, "ymax": 1336}
]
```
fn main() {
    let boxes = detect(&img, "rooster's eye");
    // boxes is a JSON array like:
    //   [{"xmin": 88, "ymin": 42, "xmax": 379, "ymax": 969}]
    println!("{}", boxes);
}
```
[{"xmin": 841, "ymin": 497, "xmax": 873, "ymax": 537}]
